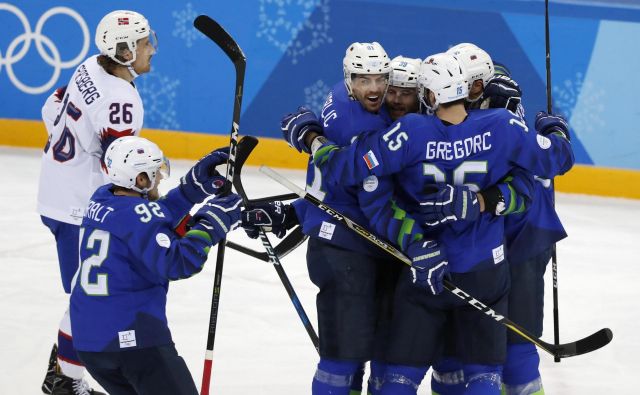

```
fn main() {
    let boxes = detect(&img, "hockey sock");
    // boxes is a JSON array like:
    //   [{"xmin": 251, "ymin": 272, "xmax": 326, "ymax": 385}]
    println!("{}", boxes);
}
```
[
  {"xmin": 502, "ymin": 343, "xmax": 544, "ymax": 395},
  {"xmin": 349, "ymin": 362, "xmax": 366, "ymax": 395},
  {"xmin": 312, "ymin": 358, "xmax": 361, "ymax": 395},
  {"xmin": 463, "ymin": 364, "xmax": 502, "ymax": 395},
  {"xmin": 379, "ymin": 364, "xmax": 428, "ymax": 395},
  {"xmin": 367, "ymin": 359, "xmax": 386, "ymax": 395},
  {"xmin": 431, "ymin": 358, "xmax": 465, "ymax": 395},
  {"xmin": 57, "ymin": 308, "xmax": 85, "ymax": 379}
]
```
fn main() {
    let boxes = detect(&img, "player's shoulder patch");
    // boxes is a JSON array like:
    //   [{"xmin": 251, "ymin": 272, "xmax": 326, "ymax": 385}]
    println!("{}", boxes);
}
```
[
  {"xmin": 362, "ymin": 175, "xmax": 379, "ymax": 192},
  {"xmin": 536, "ymin": 134, "xmax": 551, "ymax": 149},
  {"xmin": 156, "ymin": 232, "xmax": 171, "ymax": 248},
  {"xmin": 362, "ymin": 150, "xmax": 380, "ymax": 170}
]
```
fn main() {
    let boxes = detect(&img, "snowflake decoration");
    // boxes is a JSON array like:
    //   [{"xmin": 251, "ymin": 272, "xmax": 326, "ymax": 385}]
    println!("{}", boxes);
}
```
[
  {"xmin": 172, "ymin": 3, "xmax": 203, "ymax": 47},
  {"xmin": 257, "ymin": 0, "xmax": 332, "ymax": 64},
  {"xmin": 304, "ymin": 79, "xmax": 331, "ymax": 114},
  {"xmin": 137, "ymin": 73, "xmax": 181, "ymax": 130},
  {"xmin": 553, "ymin": 72, "xmax": 605, "ymax": 135}
]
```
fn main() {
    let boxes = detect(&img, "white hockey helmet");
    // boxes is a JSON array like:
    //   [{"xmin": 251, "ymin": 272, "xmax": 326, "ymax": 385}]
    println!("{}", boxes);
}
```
[
  {"xmin": 389, "ymin": 56, "xmax": 422, "ymax": 88},
  {"xmin": 104, "ymin": 136, "xmax": 169, "ymax": 194},
  {"xmin": 343, "ymin": 42, "xmax": 391, "ymax": 95},
  {"xmin": 95, "ymin": 10, "xmax": 154, "ymax": 66},
  {"xmin": 446, "ymin": 43, "xmax": 494, "ymax": 90},
  {"xmin": 418, "ymin": 53, "xmax": 468, "ymax": 113}
]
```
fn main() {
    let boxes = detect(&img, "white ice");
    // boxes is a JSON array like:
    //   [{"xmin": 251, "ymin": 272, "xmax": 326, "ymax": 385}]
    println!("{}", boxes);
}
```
[{"xmin": 0, "ymin": 146, "xmax": 638, "ymax": 394}]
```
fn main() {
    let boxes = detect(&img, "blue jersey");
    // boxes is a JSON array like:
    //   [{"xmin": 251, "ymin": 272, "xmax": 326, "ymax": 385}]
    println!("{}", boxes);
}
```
[
  {"xmin": 316, "ymin": 109, "xmax": 573, "ymax": 272},
  {"xmin": 505, "ymin": 179, "xmax": 567, "ymax": 263},
  {"xmin": 293, "ymin": 81, "xmax": 391, "ymax": 255},
  {"xmin": 70, "ymin": 185, "xmax": 212, "ymax": 352}
]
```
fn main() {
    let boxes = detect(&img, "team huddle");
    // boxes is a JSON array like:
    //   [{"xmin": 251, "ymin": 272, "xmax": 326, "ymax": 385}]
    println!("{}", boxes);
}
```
[{"xmin": 36, "ymin": 9, "xmax": 572, "ymax": 395}]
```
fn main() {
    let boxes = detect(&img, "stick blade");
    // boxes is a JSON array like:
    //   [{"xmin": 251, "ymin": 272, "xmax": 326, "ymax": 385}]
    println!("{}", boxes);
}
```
[
  {"xmin": 193, "ymin": 15, "xmax": 246, "ymax": 64},
  {"xmin": 555, "ymin": 328, "xmax": 613, "ymax": 358},
  {"xmin": 232, "ymin": 136, "xmax": 259, "ymax": 204}
]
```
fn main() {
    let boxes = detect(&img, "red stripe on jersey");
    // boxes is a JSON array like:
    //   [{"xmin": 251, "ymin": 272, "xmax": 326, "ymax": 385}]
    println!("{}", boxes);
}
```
[
  {"xmin": 58, "ymin": 330, "xmax": 72, "ymax": 341},
  {"xmin": 100, "ymin": 127, "xmax": 134, "ymax": 142}
]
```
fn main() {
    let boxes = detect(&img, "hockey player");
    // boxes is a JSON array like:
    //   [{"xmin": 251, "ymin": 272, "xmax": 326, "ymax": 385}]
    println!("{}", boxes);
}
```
[
  {"xmin": 282, "ymin": 53, "xmax": 573, "ymax": 394},
  {"xmin": 243, "ymin": 42, "xmax": 399, "ymax": 395},
  {"xmin": 431, "ymin": 46, "xmax": 569, "ymax": 395},
  {"xmin": 385, "ymin": 56, "xmax": 421, "ymax": 121},
  {"xmin": 70, "ymin": 136, "xmax": 241, "ymax": 395},
  {"xmin": 446, "ymin": 43, "xmax": 494, "ymax": 105},
  {"xmin": 37, "ymin": 10, "xmax": 156, "ymax": 394}
]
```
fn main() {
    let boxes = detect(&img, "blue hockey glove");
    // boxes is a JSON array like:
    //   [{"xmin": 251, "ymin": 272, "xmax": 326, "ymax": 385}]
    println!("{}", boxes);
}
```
[
  {"xmin": 481, "ymin": 75, "xmax": 522, "ymax": 115},
  {"xmin": 190, "ymin": 194, "xmax": 242, "ymax": 245},
  {"xmin": 407, "ymin": 239, "xmax": 449, "ymax": 295},
  {"xmin": 535, "ymin": 111, "xmax": 570, "ymax": 140},
  {"xmin": 417, "ymin": 184, "xmax": 480, "ymax": 227},
  {"xmin": 180, "ymin": 147, "xmax": 229, "ymax": 204},
  {"xmin": 241, "ymin": 201, "xmax": 298, "ymax": 239},
  {"xmin": 281, "ymin": 106, "xmax": 324, "ymax": 154}
]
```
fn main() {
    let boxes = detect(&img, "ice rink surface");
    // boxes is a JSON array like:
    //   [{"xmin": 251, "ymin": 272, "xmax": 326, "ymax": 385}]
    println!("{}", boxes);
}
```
[{"xmin": 1, "ymin": 146, "xmax": 638, "ymax": 394}]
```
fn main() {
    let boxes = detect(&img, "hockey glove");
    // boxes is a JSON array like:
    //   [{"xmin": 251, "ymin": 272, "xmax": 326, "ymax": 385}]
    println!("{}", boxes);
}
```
[
  {"xmin": 407, "ymin": 239, "xmax": 449, "ymax": 295},
  {"xmin": 241, "ymin": 201, "xmax": 299, "ymax": 239},
  {"xmin": 180, "ymin": 147, "xmax": 229, "ymax": 204},
  {"xmin": 417, "ymin": 184, "xmax": 480, "ymax": 227},
  {"xmin": 190, "ymin": 194, "xmax": 242, "ymax": 245},
  {"xmin": 535, "ymin": 111, "xmax": 570, "ymax": 141},
  {"xmin": 481, "ymin": 75, "xmax": 522, "ymax": 115},
  {"xmin": 281, "ymin": 106, "xmax": 324, "ymax": 154}
]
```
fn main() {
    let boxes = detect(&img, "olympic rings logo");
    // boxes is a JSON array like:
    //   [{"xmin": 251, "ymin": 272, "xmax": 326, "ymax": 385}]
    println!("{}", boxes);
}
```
[{"xmin": 0, "ymin": 4, "xmax": 89, "ymax": 95}]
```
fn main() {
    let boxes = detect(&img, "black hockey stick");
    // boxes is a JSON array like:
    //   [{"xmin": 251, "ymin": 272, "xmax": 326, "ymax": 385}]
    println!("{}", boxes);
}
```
[
  {"xmin": 260, "ymin": 166, "xmax": 613, "ymax": 359},
  {"xmin": 545, "ymin": 0, "xmax": 562, "ymax": 363},
  {"xmin": 193, "ymin": 15, "xmax": 246, "ymax": 395},
  {"xmin": 232, "ymin": 136, "xmax": 319, "ymax": 353},
  {"xmin": 226, "ymin": 226, "xmax": 307, "ymax": 262}
]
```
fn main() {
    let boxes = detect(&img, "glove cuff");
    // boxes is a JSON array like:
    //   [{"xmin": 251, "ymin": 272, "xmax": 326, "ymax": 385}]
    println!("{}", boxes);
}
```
[
  {"xmin": 479, "ymin": 185, "xmax": 505, "ymax": 216},
  {"xmin": 283, "ymin": 204, "xmax": 299, "ymax": 230}
]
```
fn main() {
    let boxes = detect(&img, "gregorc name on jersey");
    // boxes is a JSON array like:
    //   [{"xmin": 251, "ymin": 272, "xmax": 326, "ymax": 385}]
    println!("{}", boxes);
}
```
[
  {"xmin": 75, "ymin": 64, "xmax": 101, "ymax": 105},
  {"xmin": 85, "ymin": 200, "xmax": 114, "ymax": 223},
  {"xmin": 426, "ymin": 131, "xmax": 492, "ymax": 161}
]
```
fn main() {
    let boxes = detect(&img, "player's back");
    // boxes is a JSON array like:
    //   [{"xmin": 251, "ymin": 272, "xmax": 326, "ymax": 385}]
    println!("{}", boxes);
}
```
[
  {"xmin": 70, "ymin": 185, "xmax": 175, "ymax": 352},
  {"xmin": 38, "ymin": 55, "xmax": 144, "ymax": 225},
  {"xmin": 395, "ymin": 109, "xmax": 530, "ymax": 272}
]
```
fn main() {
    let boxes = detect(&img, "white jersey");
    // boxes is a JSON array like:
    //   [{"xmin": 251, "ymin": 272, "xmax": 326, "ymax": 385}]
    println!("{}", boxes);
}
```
[{"xmin": 37, "ymin": 55, "xmax": 144, "ymax": 225}]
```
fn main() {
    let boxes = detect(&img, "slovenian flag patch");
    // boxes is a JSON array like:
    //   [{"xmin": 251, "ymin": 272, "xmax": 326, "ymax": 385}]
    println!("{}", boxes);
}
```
[{"xmin": 363, "ymin": 150, "xmax": 379, "ymax": 170}]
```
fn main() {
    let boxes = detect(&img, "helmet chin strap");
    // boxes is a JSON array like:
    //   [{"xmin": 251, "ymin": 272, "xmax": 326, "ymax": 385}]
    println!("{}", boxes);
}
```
[{"xmin": 127, "ymin": 65, "xmax": 139, "ymax": 80}]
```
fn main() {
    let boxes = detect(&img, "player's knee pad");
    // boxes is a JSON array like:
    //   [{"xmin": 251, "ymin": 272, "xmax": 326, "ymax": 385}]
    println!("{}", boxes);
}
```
[
  {"xmin": 503, "ymin": 342, "xmax": 541, "ymax": 386},
  {"xmin": 312, "ymin": 358, "xmax": 361, "ymax": 395},
  {"xmin": 380, "ymin": 364, "xmax": 428, "ymax": 395},
  {"xmin": 463, "ymin": 364, "xmax": 502, "ymax": 395},
  {"xmin": 431, "ymin": 358, "xmax": 465, "ymax": 395},
  {"xmin": 367, "ymin": 359, "xmax": 386, "ymax": 395}
]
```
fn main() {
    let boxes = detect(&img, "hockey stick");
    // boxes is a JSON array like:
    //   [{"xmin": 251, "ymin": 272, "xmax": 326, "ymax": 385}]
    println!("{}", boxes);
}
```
[
  {"xmin": 193, "ymin": 15, "xmax": 246, "ymax": 395},
  {"xmin": 260, "ymin": 165, "xmax": 613, "ymax": 359},
  {"xmin": 232, "ymin": 136, "xmax": 319, "ymax": 353},
  {"xmin": 545, "ymin": 0, "xmax": 562, "ymax": 363},
  {"xmin": 225, "ymin": 225, "xmax": 307, "ymax": 262}
]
